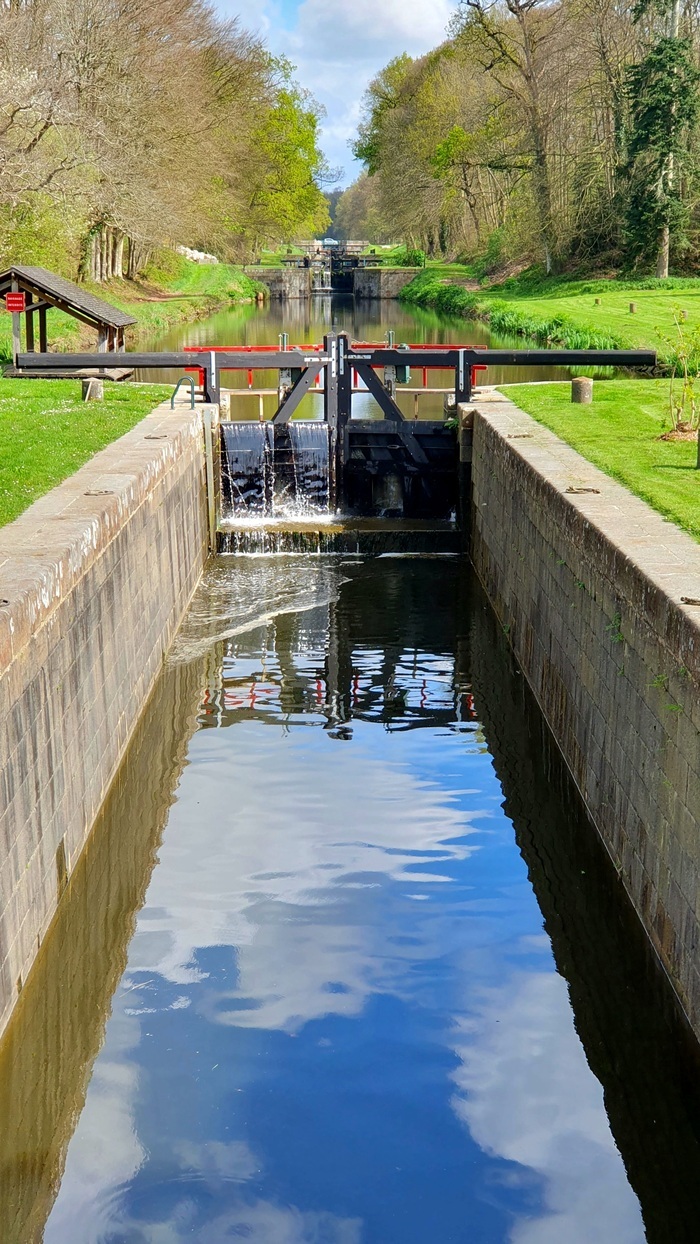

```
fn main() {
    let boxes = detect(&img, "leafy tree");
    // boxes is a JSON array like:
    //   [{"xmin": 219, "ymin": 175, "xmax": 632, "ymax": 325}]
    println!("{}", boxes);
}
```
[
  {"xmin": 246, "ymin": 79, "xmax": 330, "ymax": 247},
  {"xmin": 623, "ymin": 15, "xmax": 700, "ymax": 274},
  {"xmin": 352, "ymin": 55, "xmax": 413, "ymax": 174},
  {"xmin": 334, "ymin": 173, "xmax": 395, "ymax": 242},
  {"xmin": 0, "ymin": 0, "xmax": 333, "ymax": 276}
]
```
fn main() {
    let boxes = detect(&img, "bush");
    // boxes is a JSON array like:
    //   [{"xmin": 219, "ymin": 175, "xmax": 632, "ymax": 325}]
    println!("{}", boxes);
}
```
[
  {"xmin": 393, "ymin": 246, "xmax": 426, "ymax": 267},
  {"xmin": 143, "ymin": 248, "xmax": 190, "ymax": 286}
]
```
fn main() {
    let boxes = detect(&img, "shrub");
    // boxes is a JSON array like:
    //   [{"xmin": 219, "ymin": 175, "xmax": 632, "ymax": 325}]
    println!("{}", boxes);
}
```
[{"xmin": 393, "ymin": 246, "xmax": 426, "ymax": 267}]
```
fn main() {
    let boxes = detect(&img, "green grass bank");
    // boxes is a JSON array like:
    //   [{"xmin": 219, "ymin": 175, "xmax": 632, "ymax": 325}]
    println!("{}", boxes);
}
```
[
  {"xmin": 402, "ymin": 267, "xmax": 700, "ymax": 363},
  {"xmin": 502, "ymin": 379, "xmax": 700, "ymax": 540},
  {"xmin": 0, "ymin": 378, "xmax": 172, "ymax": 526}
]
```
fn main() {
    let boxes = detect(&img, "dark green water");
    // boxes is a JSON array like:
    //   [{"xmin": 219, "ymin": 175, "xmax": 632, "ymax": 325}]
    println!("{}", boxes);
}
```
[
  {"xmin": 5, "ymin": 556, "xmax": 696, "ymax": 1244},
  {"xmin": 135, "ymin": 293, "xmax": 580, "ymax": 419}
]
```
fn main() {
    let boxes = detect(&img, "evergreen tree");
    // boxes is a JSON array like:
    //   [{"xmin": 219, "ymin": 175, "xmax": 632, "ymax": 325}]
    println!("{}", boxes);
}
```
[{"xmin": 623, "ymin": 1, "xmax": 700, "ymax": 275}]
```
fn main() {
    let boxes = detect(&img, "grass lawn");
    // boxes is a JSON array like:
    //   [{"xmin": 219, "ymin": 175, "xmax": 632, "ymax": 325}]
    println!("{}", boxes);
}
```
[
  {"xmin": 483, "ymin": 286, "xmax": 700, "ymax": 357},
  {"xmin": 146, "ymin": 259, "xmax": 261, "ymax": 300},
  {"xmin": 0, "ymin": 378, "xmax": 172, "ymax": 527},
  {"xmin": 503, "ymin": 378, "xmax": 700, "ymax": 540},
  {"xmin": 401, "ymin": 266, "xmax": 700, "ymax": 359}
]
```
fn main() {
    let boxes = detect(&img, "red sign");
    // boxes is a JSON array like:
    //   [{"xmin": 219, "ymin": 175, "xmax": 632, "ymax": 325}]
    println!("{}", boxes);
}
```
[{"xmin": 5, "ymin": 293, "xmax": 26, "ymax": 313}]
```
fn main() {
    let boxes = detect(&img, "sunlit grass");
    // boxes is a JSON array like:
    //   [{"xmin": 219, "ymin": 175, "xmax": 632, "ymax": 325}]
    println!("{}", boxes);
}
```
[
  {"xmin": 486, "ymin": 287, "xmax": 700, "ymax": 357},
  {"xmin": 0, "ymin": 378, "xmax": 171, "ymax": 526},
  {"xmin": 503, "ymin": 378, "xmax": 700, "ymax": 539},
  {"xmin": 402, "ymin": 266, "xmax": 700, "ymax": 360}
]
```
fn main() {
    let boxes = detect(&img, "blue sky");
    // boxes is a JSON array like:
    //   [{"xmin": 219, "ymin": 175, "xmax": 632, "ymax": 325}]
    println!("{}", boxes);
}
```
[{"xmin": 214, "ymin": 0, "xmax": 455, "ymax": 186}]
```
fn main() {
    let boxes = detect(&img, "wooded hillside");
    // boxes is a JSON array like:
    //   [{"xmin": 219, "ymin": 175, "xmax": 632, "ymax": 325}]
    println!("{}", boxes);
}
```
[
  {"xmin": 0, "ymin": 0, "xmax": 331, "ymax": 279},
  {"xmin": 340, "ymin": 0, "xmax": 699, "ymax": 277}
]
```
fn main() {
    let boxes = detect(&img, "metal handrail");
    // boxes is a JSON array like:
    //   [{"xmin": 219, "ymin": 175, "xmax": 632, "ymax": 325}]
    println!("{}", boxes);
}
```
[{"xmin": 171, "ymin": 375, "xmax": 196, "ymax": 409}]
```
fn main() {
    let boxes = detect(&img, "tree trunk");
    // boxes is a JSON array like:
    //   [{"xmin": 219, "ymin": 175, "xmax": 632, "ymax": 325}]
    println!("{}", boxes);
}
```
[
  {"xmin": 656, "ymin": 224, "xmax": 670, "ymax": 278},
  {"xmin": 127, "ymin": 237, "xmax": 141, "ymax": 280},
  {"xmin": 657, "ymin": 0, "xmax": 681, "ymax": 279},
  {"xmin": 115, "ymin": 233, "xmax": 125, "ymax": 278},
  {"xmin": 516, "ymin": 4, "xmax": 557, "ymax": 272},
  {"xmin": 531, "ymin": 131, "xmax": 556, "ymax": 272}
]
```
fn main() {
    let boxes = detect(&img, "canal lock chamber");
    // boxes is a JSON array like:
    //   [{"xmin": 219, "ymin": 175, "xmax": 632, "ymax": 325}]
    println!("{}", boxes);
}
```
[
  {"xmin": 5, "ymin": 312, "xmax": 695, "ymax": 1241},
  {"xmin": 10, "ymin": 554, "xmax": 700, "ymax": 1244}
]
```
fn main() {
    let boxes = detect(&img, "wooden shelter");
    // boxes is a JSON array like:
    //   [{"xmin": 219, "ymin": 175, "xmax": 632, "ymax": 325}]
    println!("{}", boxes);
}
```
[{"xmin": 0, "ymin": 264, "xmax": 137, "ymax": 377}]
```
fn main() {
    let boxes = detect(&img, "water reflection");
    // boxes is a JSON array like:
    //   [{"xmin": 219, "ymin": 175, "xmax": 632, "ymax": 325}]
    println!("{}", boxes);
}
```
[
  {"xmin": 451, "ymin": 970, "xmax": 642, "ymax": 1244},
  {"xmin": 0, "ymin": 660, "xmax": 204, "ymax": 1244},
  {"xmin": 4, "ymin": 558, "xmax": 700, "ymax": 1242},
  {"xmin": 41, "ymin": 558, "xmax": 650, "ymax": 1243},
  {"xmin": 135, "ymin": 292, "xmax": 597, "ymax": 418}
]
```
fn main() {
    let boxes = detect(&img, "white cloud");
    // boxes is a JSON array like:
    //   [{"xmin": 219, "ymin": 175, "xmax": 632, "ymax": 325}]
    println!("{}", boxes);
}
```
[
  {"xmin": 43, "ymin": 1006, "xmax": 145, "ymax": 1241},
  {"xmin": 213, "ymin": 0, "xmax": 454, "ymax": 181},
  {"xmin": 294, "ymin": 0, "xmax": 452, "ymax": 52},
  {"xmin": 450, "ymin": 968, "xmax": 645, "ymax": 1244},
  {"xmin": 129, "ymin": 723, "xmax": 482, "ymax": 1030}
]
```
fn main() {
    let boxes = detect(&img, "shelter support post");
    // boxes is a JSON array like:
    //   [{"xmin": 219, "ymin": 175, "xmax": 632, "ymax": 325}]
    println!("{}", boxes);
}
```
[
  {"xmin": 25, "ymin": 297, "xmax": 34, "ymax": 353},
  {"xmin": 10, "ymin": 278, "xmax": 20, "ymax": 364}
]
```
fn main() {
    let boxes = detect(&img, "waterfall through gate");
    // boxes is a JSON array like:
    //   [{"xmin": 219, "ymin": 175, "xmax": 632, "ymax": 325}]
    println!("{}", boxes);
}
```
[{"xmin": 221, "ymin": 422, "xmax": 331, "ymax": 521}]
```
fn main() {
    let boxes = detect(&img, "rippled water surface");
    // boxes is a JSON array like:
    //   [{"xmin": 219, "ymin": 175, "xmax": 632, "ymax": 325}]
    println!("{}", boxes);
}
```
[{"xmin": 11, "ymin": 557, "xmax": 700, "ymax": 1243}]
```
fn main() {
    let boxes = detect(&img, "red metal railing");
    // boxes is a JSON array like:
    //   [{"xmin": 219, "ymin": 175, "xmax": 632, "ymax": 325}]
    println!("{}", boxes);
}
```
[{"xmin": 183, "ymin": 341, "xmax": 488, "ymax": 391}]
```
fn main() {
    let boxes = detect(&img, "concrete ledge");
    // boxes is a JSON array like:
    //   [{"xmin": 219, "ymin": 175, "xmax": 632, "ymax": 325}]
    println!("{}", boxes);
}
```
[
  {"xmin": 471, "ymin": 390, "xmax": 700, "ymax": 1036},
  {"xmin": 0, "ymin": 400, "xmax": 209, "ymax": 1037}
]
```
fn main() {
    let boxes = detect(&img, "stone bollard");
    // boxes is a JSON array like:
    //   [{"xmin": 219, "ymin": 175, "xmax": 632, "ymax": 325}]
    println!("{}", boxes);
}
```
[
  {"xmin": 594, "ymin": 297, "xmax": 601, "ymax": 305},
  {"xmin": 81, "ymin": 378, "xmax": 104, "ymax": 401},
  {"xmin": 629, "ymin": 302, "xmax": 637, "ymax": 314},
  {"xmin": 682, "ymin": 309, "xmax": 689, "ymax": 321},
  {"xmin": 571, "ymin": 377, "xmax": 593, "ymax": 404}
]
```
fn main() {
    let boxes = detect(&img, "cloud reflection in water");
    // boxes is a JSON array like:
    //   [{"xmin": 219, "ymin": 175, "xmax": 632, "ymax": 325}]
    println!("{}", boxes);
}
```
[{"xmin": 43, "ymin": 562, "xmax": 644, "ymax": 1244}]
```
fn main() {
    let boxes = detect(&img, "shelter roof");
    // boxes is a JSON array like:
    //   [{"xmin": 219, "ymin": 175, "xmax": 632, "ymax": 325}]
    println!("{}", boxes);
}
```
[{"xmin": 0, "ymin": 264, "xmax": 137, "ymax": 327}]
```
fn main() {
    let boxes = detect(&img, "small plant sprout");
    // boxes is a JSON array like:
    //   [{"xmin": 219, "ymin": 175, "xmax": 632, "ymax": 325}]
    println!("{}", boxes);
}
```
[
  {"xmin": 606, "ymin": 612, "xmax": 624, "ymax": 644},
  {"xmin": 657, "ymin": 311, "xmax": 700, "ymax": 443}
]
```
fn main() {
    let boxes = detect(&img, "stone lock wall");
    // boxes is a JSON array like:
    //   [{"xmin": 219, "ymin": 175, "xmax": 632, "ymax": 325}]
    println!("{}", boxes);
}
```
[
  {"xmin": 258, "ymin": 268, "xmax": 313, "ymax": 299},
  {"xmin": 0, "ymin": 401, "xmax": 209, "ymax": 1038},
  {"xmin": 471, "ymin": 392, "xmax": 700, "ymax": 1038},
  {"xmin": 352, "ymin": 268, "xmax": 420, "ymax": 300}
]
